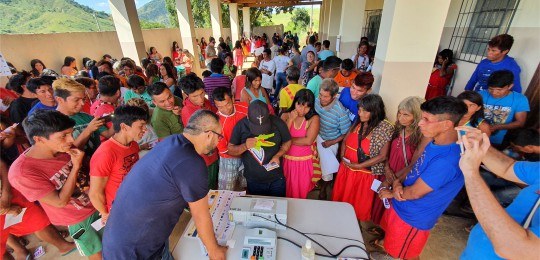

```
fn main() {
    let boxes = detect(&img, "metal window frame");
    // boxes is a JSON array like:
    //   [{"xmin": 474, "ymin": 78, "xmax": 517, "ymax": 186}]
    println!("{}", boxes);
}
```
[
  {"xmin": 362, "ymin": 9, "xmax": 382, "ymax": 45},
  {"xmin": 448, "ymin": 0, "xmax": 520, "ymax": 64}
]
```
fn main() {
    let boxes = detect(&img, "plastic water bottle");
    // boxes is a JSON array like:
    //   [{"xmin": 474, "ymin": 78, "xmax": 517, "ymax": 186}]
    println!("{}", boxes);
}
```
[{"xmin": 301, "ymin": 240, "xmax": 315, "ymax": 260}]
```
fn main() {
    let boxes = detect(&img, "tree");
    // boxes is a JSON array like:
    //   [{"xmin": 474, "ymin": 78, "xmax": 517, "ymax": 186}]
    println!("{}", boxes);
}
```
[
  {"xmin": 165, "ymin": 0, "xmax": 179, "ymax": 27},
  {"xmin": 287, "ymin": 8, "xmax": 310, "ymax": 34},
  {"xmin": 140, "ymin": 20, "xmax": 166, "ymax": 29},
  {"xmin": 250, "ymin": 6, "xmax": 294, "ymax": 27}
]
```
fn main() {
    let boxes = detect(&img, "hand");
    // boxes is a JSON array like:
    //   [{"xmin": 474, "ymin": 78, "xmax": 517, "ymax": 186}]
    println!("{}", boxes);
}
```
[
  {"xmin": 322, "ymin": 140, "xmax": 333, "ymax": 148},
  {"xmin": 378, "ymin": 189, "xmax": 393, "ymax": 199},
  {"xmin": 245, "ymin": 138, "xmax": 257, "ymax": 149},
  {"xmin": 0, "ymin": 131, "xmax": 14, "ymax": 141},
  {"xmin": 2, "ymin": 205, "xmax": 22, "ymax": 215},
  {"xmin": 384, "ymin": 168, "xmax": 396, "ymax": 184},
  {"xmin": 172, "ymin": 106, "xmax": 181, "ymax": 116},
  {"xmin": 101, "ymin": 212, "xmax": 109, "ymax": 225},
  {"xmin": 140, "ymin": 143, "xmax": 152, "ymax": 150},
  {"xmin": 0, "ymin": 194, "xmax": 12, "ymax": 215},
  {"xmin": 459, "ymin": 133, "xmax": 490, "ymax": 175},
  {"xmin": 208, "ymin": 245, "xmax": 228, "ymax": 260},
  {"xmin": 455, "ymin": 126, "xmax": 484, "ymax": 145},
  {"xmin": 87, "ymin": 117, "xmax": 105, "ymax": 133},
  {"xmin": 392, "ymin": 180, "xmax": 406, "ymax": 201},
  {"xmin": 488, "ymin": 124, "xmax": 500, "ymax": 133},
  {"xmin": 269, "ymin": 156, "xmax": 280, "ymax": 166},
  {"xmin": 343, "ymin": 160, "xmax": 362, "ymax": 170},
  {"xmin": 288, "ymin": 110, "xmax": 298, "ymax": 123},
  {"xmin": 68, "ymin": 148, "xmax": 85, "ymax": 167}
]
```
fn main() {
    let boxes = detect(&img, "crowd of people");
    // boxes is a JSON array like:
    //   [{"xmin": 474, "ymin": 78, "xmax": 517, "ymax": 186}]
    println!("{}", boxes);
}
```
[{"xmin": 0, "ymin": 31, "xmax": 537, "ymax": 260}]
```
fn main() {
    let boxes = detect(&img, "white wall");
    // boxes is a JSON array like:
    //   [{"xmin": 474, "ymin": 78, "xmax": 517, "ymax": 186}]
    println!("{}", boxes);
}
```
[{"xmin": 439, "ymin": 0, "xmax": 540, "ymax": 95}]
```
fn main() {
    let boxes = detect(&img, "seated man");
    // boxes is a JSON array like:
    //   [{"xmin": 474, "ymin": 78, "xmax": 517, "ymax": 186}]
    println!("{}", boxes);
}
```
[
  {"xmin": 508, "ymin": 128, "xmax": 540, "ymax": 162},
  {"xmin": 9, "ymin": 110, "xmax": 102, "ymax": 259},
  {"xmin": 480, "ymin": 70, "xmax": 529, "ymax": 148},
  {"xmin": 7, "ymin": 72, "xmax": 36, "ymax": 124},
  {"xmin": 213, "ymin": 87, "xmax": 249, "ymax": 191},
  {"xmin": 458, "ymin": 126, "xmax": 540, "ymax": 259},
  {"xmin": 180, "ymin": 74, "xmax": 219, "ymax": 189},
  {"xmin": 465, "ymin": 34, "xmax": 522, "ymax": 93},
  {"xmin": 315, "ymin": 79, "xmax": 351, "ymax": 181},
  {"xmin": 228, "ymin": 100, "xmax": 291, "ymax": 196},
  {"xmin": 125, "ymin": 74, "xmax": 153, "ymax": 108},
  {"xmin": 279, "ymin": 66, "xmax": 304, "ymax": 112},
  {"xmin": 148, "ymin": 82, "xmax": 183, "ymax": 140},
  {"xmin": 27, "ymin": 77, "xmax": 57, "ymax": 115},
  {"xmin": 90, "ymin": 75, "xmax": 121, "ymax": 133},
  {"xmin": 54, "ymin": 78, "xmax": 113, "ymax": 156},
  {"xmin": 339, "ymin": 72, "xmax": 374, "ymax": 122},
  {"xmin": 377, "ymin": 96, "xmax": 468, "ymax": 259},
  {"xmin": 333, "ymin": 58, "xmax": 357, "ymax": 89},
  {"xmin": 89, "ymin": 105, "xmax": 148, "ymax": 224},
  {"xmin": 103, "ymin": 110, "xmax": 227, "ymax": 259},
  {"xmin": 203, "ymin": 58, "xmax": 231, "ymax": 106},
  {"xmin": 317, "ymin": 40, "xmax": 335, "ymax": 61},
  {"xmin": 307, "ymin": 56, "xmax": 342, "ymax": 95}
]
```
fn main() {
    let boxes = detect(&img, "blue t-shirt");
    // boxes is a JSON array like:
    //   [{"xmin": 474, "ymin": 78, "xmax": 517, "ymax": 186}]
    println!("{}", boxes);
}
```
[
  {"xmin": 393, "ymin": 142, "xmax": 464, "ymax": 230},
  {"xmin": 318, "ymin": 50, "xmax": 335, "ymax": 61},
  {"xmin": 480, "ymin": 90, "xmax": 530, "ymax": 145},
  {"xmin": 461, "ymin": 162, "xmax": 540, "ymax": 259},
  {"xmin": 338, "ymin": 88, "xmax": 359, "ymax": 122},
  {"xmin": 465, "ymin": 56, "xmax": 522, "ymax": 93},
  {"xmin": 28, "ymin": 102, "xmax": 57, "ymax": 115},
  {"xmin": 103, "ymin": 134, "xmax": 208, "ymax": 259}
]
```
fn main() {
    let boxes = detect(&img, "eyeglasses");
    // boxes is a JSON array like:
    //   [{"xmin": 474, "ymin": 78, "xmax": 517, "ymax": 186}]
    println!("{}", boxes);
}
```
[{"xmin": 205, "ymin": 130, "xmax": 224, "ymax": 140}]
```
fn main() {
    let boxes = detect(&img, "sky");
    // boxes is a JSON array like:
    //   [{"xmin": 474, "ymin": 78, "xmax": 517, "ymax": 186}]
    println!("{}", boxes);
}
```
[{"xmin": 74, "ymin": 0, "xmax": 152, "ymax": 13}]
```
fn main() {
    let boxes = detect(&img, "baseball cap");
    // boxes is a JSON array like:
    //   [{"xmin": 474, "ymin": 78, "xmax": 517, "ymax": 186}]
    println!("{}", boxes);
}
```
[{"xmin": 248, "ymin": 100, "xmax": 271, "ymax": 135}]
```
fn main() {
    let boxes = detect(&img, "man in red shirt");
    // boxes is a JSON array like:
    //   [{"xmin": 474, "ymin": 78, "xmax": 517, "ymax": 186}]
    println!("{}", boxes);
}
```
[
  {"xmin": 90, "ymin": 75, "xmax": 121, "ymax": 134},
  {"xmin": 9, "ymin": 110, "xmax": 102, "ymax": 259},
  {"xmin": 179, "ymin": 74, "xmax": 219, "ymax": 189},
  {"xmin": 212, "ymin": 87, "xmax": 248, "ymax": 191},
  {"xmin": 89, "ymin": 105, "xmax": 148, "ymax": 224}
]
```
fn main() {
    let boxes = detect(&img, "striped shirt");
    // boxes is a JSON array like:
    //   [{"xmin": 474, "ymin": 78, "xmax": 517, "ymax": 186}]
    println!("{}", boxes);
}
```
[
  {"xmin": 315, "ymin": 98, "xmax": 351, "ymax": 140},
  {"xmin": 203, "ymin": 73, "xmax": 232, "ymax": 105}
]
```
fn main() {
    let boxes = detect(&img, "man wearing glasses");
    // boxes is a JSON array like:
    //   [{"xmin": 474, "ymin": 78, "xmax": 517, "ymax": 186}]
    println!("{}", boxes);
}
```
[
  {"xmin": 307, "ymin": 56, "xmax": 342, "ymax": 96},
  {"xmin": 103, "ymin": 110, "xmax": 228, "ymax": 260}
]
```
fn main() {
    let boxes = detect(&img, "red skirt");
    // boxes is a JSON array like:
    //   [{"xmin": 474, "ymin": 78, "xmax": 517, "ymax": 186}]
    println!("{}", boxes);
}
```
[
  {"xmin": 332, "ymin": 163, "xmax": 376, "ymax": 221},
  {"xmin": 381, "ymin": 207, "xmax": 430, "ymax": 259},
  {"xmin": 370, "ymin": 175, "xmax": 386, "ymax": 225}
]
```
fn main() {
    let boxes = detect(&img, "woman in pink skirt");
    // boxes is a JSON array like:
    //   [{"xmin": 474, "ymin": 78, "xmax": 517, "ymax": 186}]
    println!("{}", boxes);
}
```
[
  {"xmin": 233, "ymin": 40, "xmax": 244, "ymax": 73},
  {"xmin": 281, "ymin": 89, "xmax": 320, "ymax": 198}
]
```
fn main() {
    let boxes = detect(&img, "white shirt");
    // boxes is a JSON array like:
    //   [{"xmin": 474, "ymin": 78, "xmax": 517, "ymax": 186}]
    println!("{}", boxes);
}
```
[
  {"xmin": 351, "ymin": 54, "xmax": 370, "ymax": 71},
  {"xmin": 273, "ymin": 55, "xmax": 291, "ymax": 73},
  {"xmin": 259, "ymin": 59, "xmax": 276, "ymax": 90}
]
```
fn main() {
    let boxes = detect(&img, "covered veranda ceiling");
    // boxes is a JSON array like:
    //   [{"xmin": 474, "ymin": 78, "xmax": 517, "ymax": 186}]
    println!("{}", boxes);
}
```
[{"xmin": 221, "ymin": 0, "xmax": 322, "ymax": 8}]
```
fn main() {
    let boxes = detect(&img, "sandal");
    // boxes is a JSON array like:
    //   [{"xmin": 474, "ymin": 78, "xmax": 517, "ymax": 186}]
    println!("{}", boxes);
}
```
[
  {"xmin": 367, "ymin": 226, "xmax": 385, "ymax": 237},
  {"xmin": 369, "ymin": 238, "xmax": 385, "ymax": 251}
]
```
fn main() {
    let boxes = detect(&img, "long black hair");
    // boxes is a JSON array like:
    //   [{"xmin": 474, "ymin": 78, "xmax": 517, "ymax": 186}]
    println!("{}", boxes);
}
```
[
  {"xmin": 286, "ymin": 89, "xmax": 318, "ymax": 120},
  {"xmin": 30, "ymin": 59, "xmax": 46, "ymax": 77},
  {"xmin": 457, "ymin": 90, "xmax": 485, "ymax": 128},
  {"xmin": 63, "ymin": 56, "xmax": 75, "ymax": 67},
  {"xmin": 353, "ymin": 94, "xmax": 386, "ymax": 139},
  {"xmin": 245, "ymin": 67, "xmax": 262, "ymax": 89}
]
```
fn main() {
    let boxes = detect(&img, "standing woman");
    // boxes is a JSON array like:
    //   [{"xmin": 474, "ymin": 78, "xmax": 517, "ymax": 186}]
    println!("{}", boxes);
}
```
[
  {"xmin": 333, "ymin": 94, "xmax": 394, "ymax": 221},
  {"xmin": 171, "ymin": 41, "xmax": 181, "ymax": 62},
  {"xmin": 159, "ymin": 63, "xmax": 176, "ymax": 93},
  {"xmin": 181, "ymin": 49, "xmax": 194, "ymax": 74},
  {"xmin": 281, "ymin": 89, "xmax": 320, "ymax": 199},
  {"xmin": 240, "ymin": 68, "xmax": 271, "ymax": 105},
  {"xmin": 425, "ymin": 49, "xmax": 457, "ymax": 100},
  {"xmin": 30, "ymin": 59, "xmax": 46, "ymax": 77},
  {"xmin": 234, "ymin": 41, "xmax": 244, "ymax": 73},
  {"xmin": 148, "ymin": 47, "xmax": 163, "ymax": 63},
  {"xmin": 200, "ymin": 37, "xmax": 208, "ymax": 65},
  {"xmin": 241, "ymin": 39, "xmax": 249, "ymax": 62},
  {"xmin": 300, "ymin": 51, "xmax": 316, "ymax": 86},
  {"xmin": 61, "ymin": 56, "xmax": 78, "ymax": 77}
]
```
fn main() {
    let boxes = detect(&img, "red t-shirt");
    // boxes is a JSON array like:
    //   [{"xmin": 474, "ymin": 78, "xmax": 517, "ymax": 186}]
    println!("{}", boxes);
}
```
[
  {"xmin": 232, "ymin": 75, "xmax": 246, "ymax": 101},
  {"xmin": 90, "ymin": 99, "xmax": 115, "ymax": 138},
  {"xmin": 90, "ymin": 138, "xmax": 139, "ymax": 211},
  {"xmin": 182, "ymin": 98, "xmax": 218, "ymax": 165},
  {"xmin": 217, "ymin": 102, "xmax": 248, "ymax": 158},
  {"xmin": 8, "ymin": 152, "xmax": 95, "ymax": 226}
]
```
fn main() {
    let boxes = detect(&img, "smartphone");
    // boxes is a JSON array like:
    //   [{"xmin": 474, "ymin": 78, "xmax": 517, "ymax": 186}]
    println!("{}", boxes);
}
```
[
  {"xmin": 99, "ymin": 114, "xmax": 114, "ymax": 123},
  {"xmin": 457, "ymin": 130, "xmax": 465, "ymax": 154},
  {"xmin": 342, "ymin": 157, "xmax": 351, "ymax": 164},
  {"xmin": 72, "ymin": 228, "xmax": 86, "ymax": 240}
]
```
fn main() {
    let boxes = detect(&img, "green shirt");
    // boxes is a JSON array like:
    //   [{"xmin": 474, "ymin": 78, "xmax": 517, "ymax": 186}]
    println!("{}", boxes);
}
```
[
  {"xmin": 70, "ymin": 112, "xmax": 107, "ymax": 156},
  {"xmin": 151, "ymin": 97, "xmax": 183, "ymax": 139},
  {"xmin": 307, "ymin": 75, "xmax": 323, "ymax": 96},
  {"xmin": 124, "ymin": 90, "xmax": 155, "ymax": 108}
]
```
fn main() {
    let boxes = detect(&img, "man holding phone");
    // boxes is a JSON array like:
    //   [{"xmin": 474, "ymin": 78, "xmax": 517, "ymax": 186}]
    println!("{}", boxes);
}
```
[{"xmin": 90, "ymin": 75, "xmax": 122, "ymax": 137}]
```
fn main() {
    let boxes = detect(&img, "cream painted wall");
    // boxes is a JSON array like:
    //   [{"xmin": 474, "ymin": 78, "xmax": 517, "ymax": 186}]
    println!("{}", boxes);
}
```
[
  {"xmin": 439, "ymin": 0, "xmax": 540, "ymax": 94},
  {"xmin": 365, "ymin": 0, "xmax": 383, "ymax": 10}
]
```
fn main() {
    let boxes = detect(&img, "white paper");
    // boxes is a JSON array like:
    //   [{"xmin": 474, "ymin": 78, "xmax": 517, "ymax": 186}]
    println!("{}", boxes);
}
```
[
  {"xmin": 254, "ymin": 199, "xmax": 275, "ymax": 211},
  {"xmin": 3, "ymin": 208, "xmax": 26, "ymax": 229},
  {"xmin": 91, "ymin": 218, "xmax": 105, "ymax": 231},
  {"xmin": 371, "ymin": 179, "xmax": 382, "ymax": 192},
  {"xmin": 342, "ymin": 157, "xmax": 351, "ymax": 164},
  {"xmin": 0, "ymin": 52, "xmax": 12, "ymax": 77}
]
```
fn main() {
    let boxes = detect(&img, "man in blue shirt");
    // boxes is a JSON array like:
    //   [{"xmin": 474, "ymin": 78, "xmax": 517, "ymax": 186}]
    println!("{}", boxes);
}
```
[
  {"xmin": 26, "ymin": 77, "xmax": 57, "ymax": 115},
  {"xmin": 465, "ymin": 34, "xmax": 522, "ymax": 93},
  {"xmin": 339, "ymin": 72, "xmax": 374, "ymax": 122},
  {"xmin": 318, "ymin": 40, "xmax": 335, "ymax": 61},
  {"xmin": 102, "ymin": 110, "xmax": 227, "ymax": 259},
  {"xmin": 377, "ymin": 96, "xmax": 468, "ymax": 259},
  {"xmin": 458, "ymin": 126, "xmax": 540, "ymax": 259}
]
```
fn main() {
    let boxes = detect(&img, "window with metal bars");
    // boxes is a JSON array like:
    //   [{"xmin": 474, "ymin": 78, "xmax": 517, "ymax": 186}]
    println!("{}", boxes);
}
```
[
  {"xmin": 448, "ymin": 0, "xmax": 520, "ymax": 64},
  {"xmin": 362, "ymin": 9, "xmax": 382, "ymax": 44}
]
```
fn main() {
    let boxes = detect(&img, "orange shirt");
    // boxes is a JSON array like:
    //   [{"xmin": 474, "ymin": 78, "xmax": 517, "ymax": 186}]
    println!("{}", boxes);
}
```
[{"xmin": 334, "ymin": 71, "xmax": 357, "ymax": 88}]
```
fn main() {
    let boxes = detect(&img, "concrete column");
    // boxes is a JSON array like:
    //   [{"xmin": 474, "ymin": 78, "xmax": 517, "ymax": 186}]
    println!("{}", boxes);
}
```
[
  {"xmin": 337, "ymin": 0, "xmax": 365, "ymax": 59},
  {"xmin": 108, "ymin": 0, "xmax": 146, "ymax": 65},
  {"xmin": 372, "ymin": 0, "xmax": 452, "ymax": 120},
  {"xmin": 175, "ymin": 0, "xmax": 202, "ymax": 75},
  {"xmin": 209, "ymin": 0, "xmax": 222, "ymax": 39},
  {"xmin": 229, "ymin": 3, "xmax": 240, "ymax": 44},
  {"xmin": 326, "ymin": 0, "xmax": 343, "ymax": 52},
  {"xmin": 318, "ymin": 1, "xmax": 327, "ymax": 39},
  {"xmin": 320, "ymin": 0, "xmax": 330, "ymax": 41},
  {"xmin": 242, "ymin": 7, "xmax": 251, "ymax": 37}
]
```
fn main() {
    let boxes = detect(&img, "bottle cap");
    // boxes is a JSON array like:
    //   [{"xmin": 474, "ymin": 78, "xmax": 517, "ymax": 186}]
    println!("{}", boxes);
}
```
[{"xmin": 305, "ymin": 240, "xmax": 312, "ymax": 249}]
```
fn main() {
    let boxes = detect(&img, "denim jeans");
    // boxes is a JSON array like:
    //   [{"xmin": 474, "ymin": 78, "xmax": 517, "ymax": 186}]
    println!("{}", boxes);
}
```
[
  {"xmin": 480, "ymin": 169, "xmax": 520, "ymax": 207},
  {"xmin": 247, "ymin": 177, "xmax": 286, "ymax": 197},
  {"xmin": 160, "ymin": 240, "xmax": 174, "ymax": 260},
  {"xmin": 275, "ymin": 72, "xmax": 288, "ymax": 100}
]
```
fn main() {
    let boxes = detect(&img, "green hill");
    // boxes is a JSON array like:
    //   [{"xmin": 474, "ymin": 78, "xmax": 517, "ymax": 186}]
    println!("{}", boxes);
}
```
[
  {"xmin": 0, "ymin": 0, "xmax": 115, "ymax": 34},
  {"xmin": 138, "ymin": 0, "xmax": 170, "ymax": 26}
]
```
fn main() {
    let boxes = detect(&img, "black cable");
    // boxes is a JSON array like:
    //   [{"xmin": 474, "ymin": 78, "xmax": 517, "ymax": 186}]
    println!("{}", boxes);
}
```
[{"xmin": 251, "ymin": 214, "xmax": 369, "ymax": 259}]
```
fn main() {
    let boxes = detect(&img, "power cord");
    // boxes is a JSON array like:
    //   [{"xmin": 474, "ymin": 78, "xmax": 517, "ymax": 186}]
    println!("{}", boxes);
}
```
[{"xmin": 252, "ymin": 214, "xmax": 369, "ymax": 259}]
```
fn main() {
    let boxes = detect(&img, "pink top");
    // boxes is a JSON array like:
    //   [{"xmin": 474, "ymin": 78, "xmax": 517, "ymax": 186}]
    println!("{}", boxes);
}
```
[
  {"xmin": 286, "ymin": 118, "xmax": 312, "ymax": 157},
  {"xmin": 388, "ymin": 134, "xmax": 417, "ymax": 173}
]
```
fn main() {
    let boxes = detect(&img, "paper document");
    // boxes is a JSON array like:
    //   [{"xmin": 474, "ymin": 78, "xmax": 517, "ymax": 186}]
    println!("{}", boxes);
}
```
[
  {"xmin": 3, "ymin": 208, "xmax": 27, "ymax": 229},
  {"xmin": 91, "ymin": 218, "xmax": 105, "ymax": 231},
  {"xmin": 254, "ymin": 199, "xmax": 275, "ymax": 211},
  {"xmin": 371, "ymin": 179, "xmax": 382, "ymax": 192}
]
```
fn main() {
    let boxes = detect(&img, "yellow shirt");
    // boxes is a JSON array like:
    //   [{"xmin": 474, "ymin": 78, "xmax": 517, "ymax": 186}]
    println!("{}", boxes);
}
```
[{"xmin": 279, "ymin": 84, "xmax": 305, "ymax": 109}]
